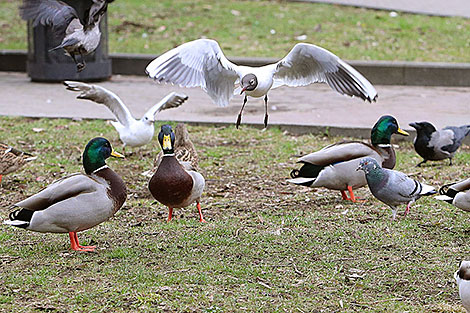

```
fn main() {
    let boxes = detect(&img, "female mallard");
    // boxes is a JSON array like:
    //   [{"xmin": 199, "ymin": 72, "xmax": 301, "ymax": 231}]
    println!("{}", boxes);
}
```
[
  {"xmin": 288, "ymin": 115, "xmax": 409, "ymax": 202},
  {"xmin": 3, "ymin": 137, "xmax": 126, "ymax": 252},
  {"xmin": 149, "ymin": 125, "xmax": 206, "ymax": 222},
  {"xmin": 0, "ymin": 142, "xmax": 36, "ymax": 183},
  {"xmin": 436, "ymin": 178, "xmax": 470, "ymax": 212}
]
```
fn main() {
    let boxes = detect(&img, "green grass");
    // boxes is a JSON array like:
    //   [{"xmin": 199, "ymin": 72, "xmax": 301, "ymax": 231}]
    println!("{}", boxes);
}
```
[
  {"xmin": 0, "ymin": 116, "xmax": 470, "ymax": 312},
  {"xmin": 1, "ymin": 0, "xmax": 470, "ymax": 62}
]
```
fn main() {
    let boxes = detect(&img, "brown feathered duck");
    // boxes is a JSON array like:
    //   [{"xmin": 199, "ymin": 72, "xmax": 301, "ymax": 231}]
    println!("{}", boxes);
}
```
[{"xmin": 0, "ymin": 142, "xmax": 36, "ymax": 184}]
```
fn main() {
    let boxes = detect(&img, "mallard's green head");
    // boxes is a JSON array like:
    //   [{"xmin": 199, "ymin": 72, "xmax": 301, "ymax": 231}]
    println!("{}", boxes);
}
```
[
  {"xmin": 158, "ymin": 124, "xmax": 175, "ymax": 154},
  {"xmin": 83, "ymin": 137, "xmax": 124, "ymax": 174},
  {"xmin": 371, "ymin": 115, "xmax": 409, "ymax": 145}
]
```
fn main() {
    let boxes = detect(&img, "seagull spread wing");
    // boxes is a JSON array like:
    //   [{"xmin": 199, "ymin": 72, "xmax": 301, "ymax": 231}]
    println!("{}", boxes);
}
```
[
  {"xmin": 63, "ymin": 81, "xmax": 134, "ymax": 127},
  {"xmin": 273, "ymin": 43, "xmax": 378, "ymax": 102},
  {"xmin": 146, "ymin": 39, "xmax": 240, "ymax": 107},
  {"xmin": 143, "ymin": 92, "xmax": 189, "ymax": 120},
  {"xmin": 20, "ymin": 0, "xmax": 78, "ymax": 38}
]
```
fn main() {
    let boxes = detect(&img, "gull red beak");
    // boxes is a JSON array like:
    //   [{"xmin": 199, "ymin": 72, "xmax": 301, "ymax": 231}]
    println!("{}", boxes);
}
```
[{"xmin": 240, "ymin": 86, "xmax": 247, "ymax": 95}]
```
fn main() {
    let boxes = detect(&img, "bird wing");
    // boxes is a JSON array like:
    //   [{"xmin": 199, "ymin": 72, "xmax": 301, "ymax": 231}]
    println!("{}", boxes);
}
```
[
  {"xmin": 299, "ymin": 141, "xmax": 378, "ymax": 166},
  {"xmin": 273, "ymin": 43, "xmax": 378, "ymax": 102},
  {"xmin": 146, "ymin": 39, "xmax": 240, "ymax": 107},
  {"xmin": 441, "ymin": 126, "xmax": 470, "ymax": 153},
  {"xmin": 385, "ymin": 169, "xmax": 434, "ymax": 200},
  {"xmin": 13, "ymin": 173, "xmax": 98, "ymax": 212},
  {"xmin": 64, "ymin": 81, "xmax": 134, "ymax": 127},
  {"xmin": 429, "ymin": 129, "xmax": 455, "ymax": 154},
  {"xmin": 19, "ymin": 0, "xmax": 78, "ymax": 38},
  {"xmin": 143, "ymin": 92, "xmax": 189, "ymax": 120},
  {"xmin": 84, "ymin": 0, "xmax": 113, "ymax": 27}
]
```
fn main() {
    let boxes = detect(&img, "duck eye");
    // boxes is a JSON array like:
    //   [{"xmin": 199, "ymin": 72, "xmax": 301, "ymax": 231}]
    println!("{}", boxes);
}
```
[{"xmin": 250, "ymin": 79, "xmax": 254, "ymax": 84}]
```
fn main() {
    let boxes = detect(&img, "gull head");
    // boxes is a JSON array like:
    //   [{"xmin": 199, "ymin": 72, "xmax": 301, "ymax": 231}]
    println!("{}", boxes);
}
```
[
  {"xmin": 240, "ymin": 74, "xmax": 258, "ymax": 94},
  {"xmin": 142, "ymin": 116, "xmax": 155, "ymax": 125}
]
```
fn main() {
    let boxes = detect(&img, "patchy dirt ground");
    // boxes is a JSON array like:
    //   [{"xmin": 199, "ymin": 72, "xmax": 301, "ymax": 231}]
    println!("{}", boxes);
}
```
[{"xmin": 0, "ymin": 117, "xmax": 469, "ymax": 312}]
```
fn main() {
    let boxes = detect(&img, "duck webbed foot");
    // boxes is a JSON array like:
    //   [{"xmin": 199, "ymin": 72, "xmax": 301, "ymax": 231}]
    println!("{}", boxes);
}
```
[{"xmin": 69, "ymin": 232, "xmax": 96, "ymax": 252}]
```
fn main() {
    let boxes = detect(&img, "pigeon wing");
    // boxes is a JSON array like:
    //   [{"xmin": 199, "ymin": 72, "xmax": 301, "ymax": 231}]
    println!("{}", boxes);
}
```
[
  {"xmin": 146, "ymin": 39, "xmax": 240, "ymax": 107},
  {"xmin": 385, "ymin": 169, "xmax": 427, "ymax": 201},
  {"xmin": 273, "ymin": 43, "xmax": 378, "ymax": 102},
  {"xmin": 20, "ymin": 0, "xmax": 78, "ymax": 38},
  {"xmin": 64, "ymin": 81, "xmax": 134, "ymax": 127}
]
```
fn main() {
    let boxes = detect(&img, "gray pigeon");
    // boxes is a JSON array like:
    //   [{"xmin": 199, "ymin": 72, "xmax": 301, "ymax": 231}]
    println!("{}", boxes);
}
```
[
  {"xmin": 409, "ymin": 121, "xmax": 470, "ymax": 166},
  {"xmin": 19, "ymin": 0, "xmax": 114, "ymax": 72},
  {"xmin": 455, "ymin": 261, "xmax": 470, "ymax": 312},
  {"xmin": 356, "ymin": 157, "xmax": 436, "ymax": 219}
]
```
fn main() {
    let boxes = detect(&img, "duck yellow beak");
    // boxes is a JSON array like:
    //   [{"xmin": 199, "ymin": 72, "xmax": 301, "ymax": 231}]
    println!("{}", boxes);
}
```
[
  {"xmin": 111, "ymin": 149, "xmax": 125, "ymax": 158},
  {"xmin": 163, "ymin": 134, "xmax": 172, "ymax": 150},
  {"xmin": 397, "ymin": 127, "xmax": 409, "ymax": 136}
]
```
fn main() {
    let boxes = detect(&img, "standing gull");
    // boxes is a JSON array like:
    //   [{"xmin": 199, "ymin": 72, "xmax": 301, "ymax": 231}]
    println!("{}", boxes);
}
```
[
  {"xmin": 64, "ymin": 81, "xmax": 188, "ymax": 148},
  {"xmin": 19, "ymin": 0, "xmax": 115, "ymax": 72},
  {"xmin": 146, "ymin": 39, "xmax": 378, "ymax": 128}
]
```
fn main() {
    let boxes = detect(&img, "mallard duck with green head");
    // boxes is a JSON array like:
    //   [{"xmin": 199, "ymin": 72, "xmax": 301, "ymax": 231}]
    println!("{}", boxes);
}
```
[
  {"xmin": 288, "ymin": 115, "xmax": 409, "ymax": 202},
  {"xmin": 149, "ymin": 125, "xmax": 206, "ymax": 222},
  {"xmin": 3, "ymin": 137, "xmax": 126, "ymax": 252},
  {"xmin": 0, "ymin": 142, "xmax": 36, "ymax": 183}
]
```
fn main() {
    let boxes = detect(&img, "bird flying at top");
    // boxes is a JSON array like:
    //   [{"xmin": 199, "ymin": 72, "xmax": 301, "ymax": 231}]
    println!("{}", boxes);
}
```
[
  {"xmin": 146, "ymin": 39, "xmax": 378, "ymax": 128},
  {"xmin": 64, "ymin": 81, "xmax": 188, "ymax": 148},
  {"xmin": 19, "ymin": 0, "xmax": 114, "ymax": 72}
]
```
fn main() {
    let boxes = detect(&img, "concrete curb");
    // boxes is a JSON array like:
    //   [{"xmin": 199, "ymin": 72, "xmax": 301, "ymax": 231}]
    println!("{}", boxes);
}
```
[{"xmin": 2, "ymin": 50, "xmax": 470, "ymax": 87}]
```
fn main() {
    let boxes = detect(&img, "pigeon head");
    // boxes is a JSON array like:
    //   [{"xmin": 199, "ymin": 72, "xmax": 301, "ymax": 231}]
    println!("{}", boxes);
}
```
[
  {"xmin": 371, "ymin": 115, "xmax": 409, "ymax": 145},
  {"xmin": 409, "ymin": 121, "xmax": 437, "ymax": 136},
  {"xmin": 356, "ymin": 157, "xmax": 381, "ymax": 174},
  {"xmin": 240, "ymin": 74, "xmax": 258, "ymax": 94},
  {"xmin": 158, "ymin": 124, "xmax": 175, "ymax": 154}
]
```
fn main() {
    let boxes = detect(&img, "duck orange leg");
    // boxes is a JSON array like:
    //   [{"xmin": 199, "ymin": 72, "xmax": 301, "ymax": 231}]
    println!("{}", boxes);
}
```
[
  {"xmin": 0, "ymin": 175, "xmax": 2, "ymax": 183},
  {"xmin": 167, "ymin": 207, "xmax": 173, "ymax": 222},
  {"xmin": 346, "ymin": 186, "xmax": 366, "ymax": 203},
  {"xmin": 197, "ymin": 202, "xmax": 206, "ymax": 223},
  {"xmin": 340, "ymin": 190, "xmax": 349, "ymax": 200},
  {"xmin": 69, "ymin": 232, "xmax": 95, "ymax": 252}
]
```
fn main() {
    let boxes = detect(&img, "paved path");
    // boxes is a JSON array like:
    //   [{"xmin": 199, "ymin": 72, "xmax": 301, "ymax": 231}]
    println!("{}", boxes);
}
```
[
  {"xmin": 1, "ymin": 72, "xmax": 470, "ymax": 136},
  {"xmin": 294, "ymin": 0, "xmax": 470, "ymax": 18}
]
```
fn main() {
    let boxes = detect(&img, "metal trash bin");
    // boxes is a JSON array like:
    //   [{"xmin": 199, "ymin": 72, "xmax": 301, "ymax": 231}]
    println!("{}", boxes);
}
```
[{"xmin": 26, "ymin": 0, "xmax": 111, "ymax": 82}]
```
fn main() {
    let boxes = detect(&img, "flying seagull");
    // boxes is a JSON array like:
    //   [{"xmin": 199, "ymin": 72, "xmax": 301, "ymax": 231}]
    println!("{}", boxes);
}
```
[
  {"xmin": 64, "ymin": 81, "xmax": 188, "ymax": 148},
  {"xmin": 146, "ymin": 39, "xmax": 378, "ymax": 128},
  {"xmin": 19, "ymin": 0, "xmax": 114, "ymax": 72}
]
